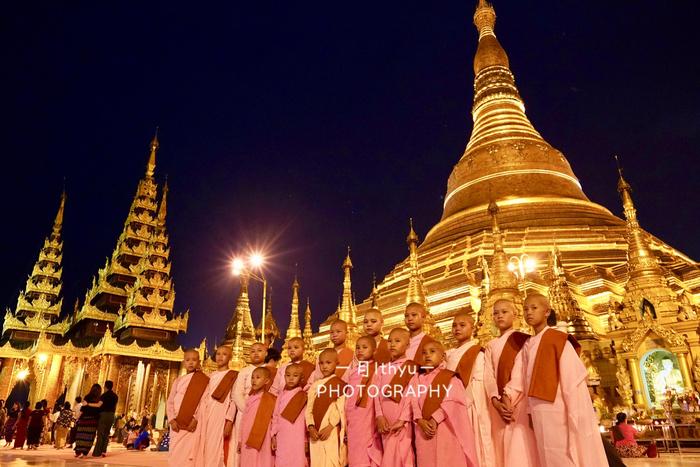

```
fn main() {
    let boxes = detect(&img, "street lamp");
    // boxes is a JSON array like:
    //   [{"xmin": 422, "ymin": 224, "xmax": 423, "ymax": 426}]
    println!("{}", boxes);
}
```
[
  {"xmin": 232, "ymin": 252, "xmax": 268, "ymax": 344},
  {"xmin": 507, "ymin": 254, "xmax": 536, "ymax": 280}
]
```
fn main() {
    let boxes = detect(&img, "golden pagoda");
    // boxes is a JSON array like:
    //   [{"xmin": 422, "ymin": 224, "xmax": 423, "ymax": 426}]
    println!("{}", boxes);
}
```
[
  {"xmin": 316, "ymin": 0, "xmax": 700, "ymax": 412},
  {"xmin": 0, "ymin": 132, "xmax": 192, "ymax": 419},
  {"xmin": 255, "ymin": 288, "xmax": 281, "ymax": 347},
  {"xmin": 302, "ymin": 298, "xmax": 317, "ymax": 362},
  {"xmin": 281, "ymin": 276, "xmax": 302, "ymax": 362}
]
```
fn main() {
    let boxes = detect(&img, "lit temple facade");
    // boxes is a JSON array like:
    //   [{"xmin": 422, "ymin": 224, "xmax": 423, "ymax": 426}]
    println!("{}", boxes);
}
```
[
  {"xmin": 312, "ymin": 0, "xmax": 700, "ymax": 413},
  {"xmin": 0, "ymin": 134, "xmax": 199, "ymax": 421}
]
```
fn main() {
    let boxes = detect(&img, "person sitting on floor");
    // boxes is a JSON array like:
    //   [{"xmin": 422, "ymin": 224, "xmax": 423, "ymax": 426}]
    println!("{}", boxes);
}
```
[{"xmin": 611, "ymin": 412, "xmax": 656, "ymax": 458}]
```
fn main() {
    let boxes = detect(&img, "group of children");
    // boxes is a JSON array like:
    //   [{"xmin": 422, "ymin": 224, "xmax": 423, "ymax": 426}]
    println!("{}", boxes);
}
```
[{"xmin": 166, "ymin": 293, "xmax": 607, "ymax": 467}]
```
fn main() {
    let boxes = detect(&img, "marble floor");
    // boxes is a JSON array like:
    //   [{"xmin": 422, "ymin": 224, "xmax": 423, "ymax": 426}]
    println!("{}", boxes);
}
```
[
  {"xmin": 0, "ymin": 444, "xmax": 167, "ymax": 466},
  {"xmin": 624, "ymin": 453, "xmax": 700, "ymax": 467}
]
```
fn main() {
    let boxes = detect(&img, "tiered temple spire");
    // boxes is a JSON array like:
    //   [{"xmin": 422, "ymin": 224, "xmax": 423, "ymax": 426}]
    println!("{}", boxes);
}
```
[
  {"xmin": 547, "ymin": 246, "xmax": 595, "ymax": 339},
  {"xmin": 3, "ymin": 190, "xmax": 70, "ymax": 339},
  {"xmin": 76, "ymin": 132, "xmax": 187, "ymax": 341},
  {"xmin": 302, "ymin": 298, "xmax": 316, "ymax": 361},
  {"xmin": 338, "ymin": 248, "xmax": 356, "ymax": 324},
  {"xmin": 223, "ymin": 272, "xmax": 256, "ymax": 349},
  {"xmin": 285, "ymin": 276, "xmax": 302, "ymax": 341}
]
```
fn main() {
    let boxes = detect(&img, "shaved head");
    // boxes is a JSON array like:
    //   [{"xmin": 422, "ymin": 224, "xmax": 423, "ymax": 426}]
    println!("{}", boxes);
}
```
[
  {"xmin": 319, "ymin": 348, "xmax": 338, "ymax": 360},
  {"xmin": 330, "ymin": 319, "xmax": 348, "ymax": 331},
  {"xmin": 356, "ymin": 335, "xmax": 377, "ymax": 351},
  {"xmin": 453, "ymin": 309, "xmax": 474, "ymax": 325},
  {"xmin": 389, "ymin": 328, "xmax": 410, "ymax": 340},
  {"xmin": 288, "ymin": 337, "xmax": 304, "ymax": 346}
]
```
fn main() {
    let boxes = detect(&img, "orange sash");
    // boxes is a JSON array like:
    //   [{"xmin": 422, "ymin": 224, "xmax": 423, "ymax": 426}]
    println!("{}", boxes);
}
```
[
  {"xmin": 264, "ymin": 367, "xmax": 277, "ymax": 392},
  {"xmin": 297, "ymin": 360, "xmax": 316, "ymax": 384},
  {"xmin": 496, "ymin": 331, "xmax": 530, "ymax": 395},
  {"xmin": 374, "ymin": 339, "xmax": 391, "ymax": 364},
  {"xmin": 312, "ymin": 376, "xmax": 346, "ymax": 428},
  {"xmin": 387, "ymin": 360, "xmax": 418, "ymax": 402},
  {"xmin": 280, "ymin": 391, "xmax": 307, "ymax": 423},
  {"xmin": 211, "ymin": 370, "xmax": 239, "ymax": 403},
  {"xmin": 335, "ymin": 347, "xmax": 354, "ymax": 377},
  {"xmin": 413, "ymin": 334, "xmax": 435, "ymax": 366},
  {"xmin": 528, "ymin": 329, "xmax": 581, "ymax": 402},
  {"xmin": 356, "ymin": 360, "xmax": 377, "ymax": 408},
  {"xmin": 174, "ymin": 371, "xmax": 209, "ymax": 427},
  {"xmin": 455, "ymin": 344, "xmax": 484, "ymax": 388},
  {"xmin": 422, "ymin": 369, "xmax": 455, "ymax": 419},
  {"xmin": 245, "ymin": 392, "xmax": 276, "ymax": 450}
]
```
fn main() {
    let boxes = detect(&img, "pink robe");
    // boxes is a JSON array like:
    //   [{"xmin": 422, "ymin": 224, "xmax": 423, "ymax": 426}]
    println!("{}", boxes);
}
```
[
  {"xmin": 372, "ymin": 357, "xmax": 414, "ymax": 467},
  {"xmin": 345, "ymin": 363, "xmax": 382, "ymax": 467},
  {"xmin": 200, "ymin": 370, "xmax": 238, "ymax": 467},
  {"xmin": 446, "ymin": 339, "xmax": 495, "ymax": 467},
  {"xmin": 505, "ymin": 327, "xmax": 607, "ymax": 467},
  {"xmin": 405, "ymin": 332, "xmax": 426, "ymax": 361},
  {"xmin": 270, "ymin": 387, "xmax": 308, "ymax": 467},
  {"xmin": 232, "ymin": 364, "xmax": 263, "ymax": 467},
  {"xmin": 166, "ymin": 372, "xmax": 205, "ymax": 467},
  {"xmin": 239, "ymin": 392, "xmax": 274, "ymax": 467},
  {"xmin": 483, "ymin": 330, "xmax": 538, "ymax": 467},
  {"xmin": 409, "ymin": 365, "xmax": 479, "ymax": 467}
]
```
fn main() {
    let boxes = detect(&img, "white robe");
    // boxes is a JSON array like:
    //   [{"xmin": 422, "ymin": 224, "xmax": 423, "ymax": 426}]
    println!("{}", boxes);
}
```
[
  {"xmin": 200, "ymin": 370, "xmax": 238, "ymax": 467},
  {"xmin": 505, "ymin": 327, "xmax": 607, "ymax": 467},
  {"xmin": 305, "ymin": 375, "xmax": 347, "ymax": 467},
  {"xmin": 446, "ymin": 339, "xmax": 496, "ymax": 467}
]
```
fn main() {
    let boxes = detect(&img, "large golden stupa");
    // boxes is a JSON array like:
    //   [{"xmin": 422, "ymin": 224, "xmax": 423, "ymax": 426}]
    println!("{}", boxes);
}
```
[{"xmin": 314, "ymin": 0, "xmax": 700, "ymax": 412}]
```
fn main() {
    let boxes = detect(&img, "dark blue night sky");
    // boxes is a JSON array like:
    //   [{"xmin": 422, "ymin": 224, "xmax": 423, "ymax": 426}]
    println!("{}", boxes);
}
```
[{"xmin": 1, "ymin": 1, "xmax": 698, "ymax": 348}]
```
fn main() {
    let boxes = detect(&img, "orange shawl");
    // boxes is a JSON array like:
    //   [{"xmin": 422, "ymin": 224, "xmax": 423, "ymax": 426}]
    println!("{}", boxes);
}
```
[
  {"xmin": 528, "ymin": 329, "xmax": 581, "ymax": 402},
  {"xmin": 211, "ymin": 370, "xmax": 239, "ymax": 403},
  {"xmin": 387, "ymin": 360, "xmax": 418, "ymax": 402},
  {"xmin": 335, "ymin": 347, "xmax": 354, "ymax": 377},
  {"xmin": 422, "ymin": 369, "xmax": 455, "ymax": 419},
  {"xmin": 455, "ymin": 344, "xmax": 484, "ymax": 388},
  {"xmin": 312, "ymin": 376, "xmax": 346, "ymax": 427},
  {"xmin": 174, "ymin": 371, "xmax": 209, "ymax": 427},
  {"xmin": 280, "ymin": 390, "xmax": 307, "ymax": 423},
  {"xmin": 496, "ymin": 331, "xmax": 529, "ymax": 395},
  {"xmin": 245, "ymin": 391, "xmax": 277, "ymax": 450},
  {"xmin": 373, "ymin": 338, "xmax": 392, "ymax": 364}
]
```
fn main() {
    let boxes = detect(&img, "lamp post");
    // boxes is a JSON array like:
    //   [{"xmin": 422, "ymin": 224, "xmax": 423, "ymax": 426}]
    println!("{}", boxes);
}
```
[
  {"xmin": 232, "ymin": 252, "xmax": 268, "ymax": 344},
  {"xmin": 507, "ymin": 253, "xmax": 536, "ymax": 281}
]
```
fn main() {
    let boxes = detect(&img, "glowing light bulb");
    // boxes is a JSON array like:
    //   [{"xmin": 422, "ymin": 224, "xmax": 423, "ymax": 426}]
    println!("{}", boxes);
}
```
[{"xmin": 249, "ymin": 253, "xmax": 264, "ymax": 268}]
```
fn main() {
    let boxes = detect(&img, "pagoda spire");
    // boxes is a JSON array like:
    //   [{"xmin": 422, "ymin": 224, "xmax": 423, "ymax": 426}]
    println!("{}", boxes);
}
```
[
  {"xmin": 157, "ymin": 179, "xmax": 168, "ymax": 223},
  {"xmin": 370, "ymin": 274, "xmax": 380, "ymax": 310},
  {"xmin": 302, "ymin": 298, "xmax": 316, "ymax": 361},
  {"xmin": 285, "ymin": 275, "xmax": 302, "ymax": 341},
  {"xmin": 405, "ymin": 219, "xmax": 427, "ymax": 307},
  {"xmin": 440, "ymin": 0, "xmax": 588, "ymax": 221},
  {"xmin": 339, "ymin": 247, "xmax": 355, "ymax": 324},
  {"xmin": 3, "ymin": 189, "xmax": 69, "ymax": 339},
  {"xmin": 146, "ymin": 127, "xmax": 159, "ymax": 178},
  {"xmin": 257, "ymin": 288, "xmax": 280, "ymax": 346},
  {"xmin": 548, "ymin": 246, "xmax": 595, "ymax": 340},
  {"xmin": 224, "ymin": 272, "xmax": 256, "ymax": 347}
]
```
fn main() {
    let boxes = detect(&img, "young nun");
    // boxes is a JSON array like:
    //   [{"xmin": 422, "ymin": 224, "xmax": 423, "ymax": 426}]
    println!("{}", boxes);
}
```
[
  {"xmin": 270, "ymin": 363, "xmax": 309, "ymax": 467},
  {"xmin": 410, "ymin": 341, "xmax": 478, "ymax": 467},
  {"xmin": 345, "ymin": 336, "xmax": 383, "ymax": 467},
  {"xmin": 404, "ymin": 303, "xmax": 434, "ymax": 366},
  {"xmin": 166, "ymin": 349, "xmax": 209, "ymax": 467},
  {"xmin": 308, "ymin": 320, "xmax": 355, "ymax": 386},
  {"xmin": 362, "ymin": 309, "xmax": 391, "ymax": 364},
  {"xmin": 445, "ymin": 311, "xmax": 495, "ymax": 467},
  {"xmin": 232, "ymin": 342, "xmax": 268, "ymax": 466},
  {"xmin": 200, "ymin": 345, "xmax": 239, "ymax": 467},
  {"xmin": 373, "ymin": 328, "xmax": 416, "ymax": 467},
  {"xmin": 504, "ymin": 293, "xmax": 607, "ymax": 466},
  {"xmin": 271, "ymin": 337, "xmax": 315, "ymax": 396},
  {"xmin": 483, "ymin": 299, "xmax": 537, "ymax": 467},
  {"xmin": 238, "ymin": 367, "xmax": 276, "ymax": 467},
  {"xmin": 306, "ymin": 348, "xmax": 347, "ymax": 467}
]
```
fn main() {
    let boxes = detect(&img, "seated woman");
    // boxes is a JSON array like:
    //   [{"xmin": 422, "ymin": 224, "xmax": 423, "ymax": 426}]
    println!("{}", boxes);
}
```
[
  {"xmin": 133, "ymin": 417, "xmax": 151, "ymax": 450},
  {"xmin": 611, "ymin": 412, "xmax": 656, "ymax": 458}
]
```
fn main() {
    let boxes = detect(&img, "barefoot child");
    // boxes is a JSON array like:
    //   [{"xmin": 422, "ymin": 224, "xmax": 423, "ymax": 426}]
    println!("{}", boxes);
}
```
[
  {"xmin": 446, "ymin": 311, "xmax": 495, "ymax": 467},
  {"xmin": 373, "ymin": 328, "xmax": 416, "ymax": 467},
  {"xmin": 166, "ymin": 349, "xmax": 209, "ymax": 467},
  {"xmin": 345, "ymin": 336, "xmax": 383, "ymax": 467},
  {"xmin": 404, "ymin": 303, "xmax": 434, "ymax": 366},
  {"xmin": 238, "ymin": 367, "xmax": 276, "ymax": 467},
  {"xmin": 411, "ymin": 341, "xmax": 478, "ymax": 467},
  {"xmin": 200, "ymin": 345, "xmax": 239, "ymax": 467},
  {"xmin": 363, "ymin": 309, "xmax": 391, "ymax": 364},
  {"xmin": 306, "ymin": 349, "xmax": 347, "ymax": 467},
  {"xmin": 504, "ymin": 293, "xmax": 607, "ymax": 466},
  {"xmin": 271, "ymin": 363, "xmax": 309, "ymax": 467},
  {"xmin": 271, "ymin": 337, "xmax": 315, "ymax": 395},
  {"xmin": 483, "ymin": 299, "xmax": 537, "ymax": 467}
]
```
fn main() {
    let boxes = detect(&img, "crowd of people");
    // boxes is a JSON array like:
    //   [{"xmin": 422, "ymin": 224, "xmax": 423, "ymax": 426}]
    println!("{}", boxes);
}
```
[
  {"xmin": 0, "ymin": 378, "xmax": 160, "ymax": 458},
  {"xmin": 165, "ymin": 293, "xmax": 632, "ymax": 467}
]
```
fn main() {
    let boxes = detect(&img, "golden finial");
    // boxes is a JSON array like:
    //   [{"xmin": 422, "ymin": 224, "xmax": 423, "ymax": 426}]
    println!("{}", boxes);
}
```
[
  {"xmin": 370, "ymin": 273, "xmax": 380, "ymax": 310},
  {"xmin": 343, "ymin": 246, "xmax": 353, "ymax": 270},
  {"xmin": 157, "ymin": 177, "xmax": 168, "ymax": 222},
  {"xmin": 474, "ymin": 0, "xmax": 497, "ymax": 38},
  {"xmin": 53, "ymin": 188, "xmax": 67, "ymax": 230},
  {"xmin": 406, "ymin": 218, "xmax": 419, "ymax": 246},
  {"xmin": 146, "ymin": 127, "xmax": 159, "ymax": 177},
  {"xmin": 614, "ymin": 155, "xmax": 632, "ymax": 193}
]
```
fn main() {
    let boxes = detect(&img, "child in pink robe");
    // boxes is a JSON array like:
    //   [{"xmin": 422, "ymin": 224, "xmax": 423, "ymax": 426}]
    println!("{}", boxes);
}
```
[
  {"xmin": 271, "ymin": 363, "xmax": 308, "ymax": 467},
  {"xmin": 504, "ymin": 294, "xmax": 607, "ymax": 467},
  {"xmin": 239, "ymin": 367, "xmax": 276, "ymax": 467},
  {"xmin": 373, "ymin": 328, "xmax": 415, "ymax": 467},
  {"xmin": 345, "ymin": 336, "xmax": 382, "ymax": 467},
  {"xmin": 410, "ymin": 340, "xmax": 478, "ymax": 467},
  {"xmin": 166, "ymin": 350, "xmax": 209, "ymax": 467},
  {"xmin": 483, "ymin": 299, "xmax": 537, "ymax": 467}
]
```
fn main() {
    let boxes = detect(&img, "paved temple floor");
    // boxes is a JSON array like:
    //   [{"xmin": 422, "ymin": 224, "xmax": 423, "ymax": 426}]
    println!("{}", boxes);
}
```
[
  {"xmin": 0, "ymin": 444, "xmax": 699, "ymax": 466},
  {"xmin": 0, "ymin": 444, "xmax": 167, "ymax": 466}
]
